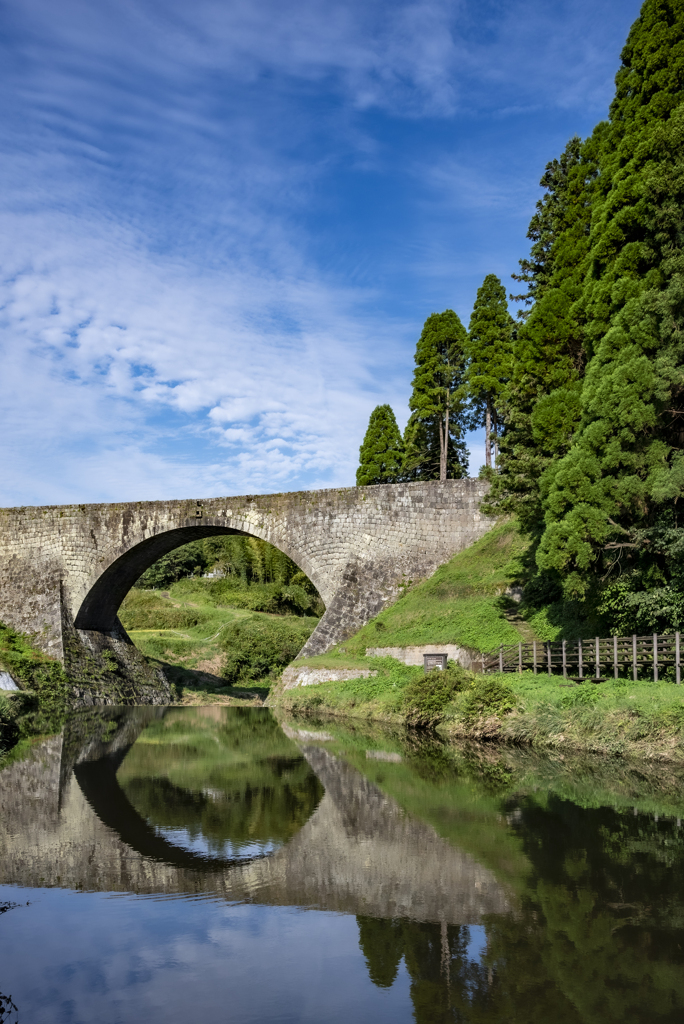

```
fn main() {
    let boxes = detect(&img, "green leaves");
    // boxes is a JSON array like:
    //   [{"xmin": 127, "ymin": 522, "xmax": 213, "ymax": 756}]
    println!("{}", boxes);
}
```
[
  {"xmin": 404, "ymin": 309, "xmax": 469, "ymax": 481},
  {"xmin": 490, "ymin": 2, "xmax": 684, "ymax": 629},
  {"xmin": 356, "ymin": 404, "xmax": 405, "ymax": 486}
]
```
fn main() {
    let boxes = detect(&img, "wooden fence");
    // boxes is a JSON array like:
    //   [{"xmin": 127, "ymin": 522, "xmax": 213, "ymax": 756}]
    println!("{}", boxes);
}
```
[{"xmin": 489, "ymin": 634, "xmax": 682, "ymax": 683}]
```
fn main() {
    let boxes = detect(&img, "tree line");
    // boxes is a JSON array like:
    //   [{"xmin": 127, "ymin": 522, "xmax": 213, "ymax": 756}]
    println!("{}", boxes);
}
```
[
  {"xmin": 357, "ymin": 274, "xmax": 514, "ymax": 486},
  {"xmin": 359, "ymin": 0, "xmax": 684, "ymax": 635}
]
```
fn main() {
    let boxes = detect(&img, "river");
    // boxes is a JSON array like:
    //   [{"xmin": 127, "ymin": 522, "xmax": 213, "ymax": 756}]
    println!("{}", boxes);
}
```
[{"xmin": 1, "ymin": 705, "xmax": 683, "ymax": 1023}]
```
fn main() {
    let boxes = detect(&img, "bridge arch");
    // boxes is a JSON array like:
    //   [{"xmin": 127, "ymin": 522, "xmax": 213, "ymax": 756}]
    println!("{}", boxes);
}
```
[{"xmin": 73, "ymin": 516, "xmax": 324, "ymax": 632}]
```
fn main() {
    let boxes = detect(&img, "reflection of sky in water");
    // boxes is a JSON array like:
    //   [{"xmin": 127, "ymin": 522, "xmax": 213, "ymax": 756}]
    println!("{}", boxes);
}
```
[
  {"xmin": 152, "ymin": 825, "xmax": 280, "ymax": 860},
  {"xmin": 465, "ymin": 924, "xmax": 487, "ymax": 964},
  {"xmin": 0, "ymin": 886, "xmax": 414, "ymax": 1024}
]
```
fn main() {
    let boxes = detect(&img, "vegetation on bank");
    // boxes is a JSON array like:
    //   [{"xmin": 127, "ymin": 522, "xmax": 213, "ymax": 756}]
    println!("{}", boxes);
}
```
[
  {"xmin": 0, "ymin": 622, "xmax": 70, "ymax": 760},
  {"xmin": 277, "ymin": 659, "xmax": 684, "ymax": 762}
]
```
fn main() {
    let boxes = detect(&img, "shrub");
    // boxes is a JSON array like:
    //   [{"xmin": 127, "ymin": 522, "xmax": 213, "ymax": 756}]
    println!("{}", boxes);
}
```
[
  {"xmin": 402, "ymin": 664, "xmax": 471, "ymax": 726},
  {"xmin": 0, "ymin": 693, "xmax": 18, "ymax": 755},
  {"xmin": 118, "ymin": 590, "xmax": 200, "ymax": 631},
  {"xmin": 0, "ymin": 622, "xmax": 71, "ymax": 744},
  {"xmin": 206, "ymin": 578, "xmax": 322, "ymax": 616},
  {"xmin": 460, "ymin": 677, "xmax": 517, "ymax": 726},
  {"xmin": 220, "ymin": 616, "xmax": 316, "ymax": 685},
  {"xmin": 559, "ymin": 685, "xmax": 602, "ymax": 710}
]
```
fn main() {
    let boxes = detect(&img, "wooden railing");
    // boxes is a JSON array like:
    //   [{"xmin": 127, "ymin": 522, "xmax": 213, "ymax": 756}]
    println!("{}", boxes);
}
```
[{"xmin": 488, "ymin": 633, "xmax": 682, "ymax": 683}]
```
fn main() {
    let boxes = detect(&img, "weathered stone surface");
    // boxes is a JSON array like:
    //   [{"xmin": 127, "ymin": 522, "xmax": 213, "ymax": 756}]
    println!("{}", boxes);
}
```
[
  {"xmin": 281, "ymin": 666, "xmax": 378, "ymax": 689},
  {"xmin": 365, "ymin": 644, "xmax": 487, "ymax": 672},
  {"xmin": 0, "ymin": 479, "xmax": 492, "ymax": 703}
]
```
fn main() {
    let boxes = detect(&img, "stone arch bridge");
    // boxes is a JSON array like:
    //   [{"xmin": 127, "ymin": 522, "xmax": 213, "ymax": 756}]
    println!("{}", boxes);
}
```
[{"xmin": 0, "ymin": 479, "xmax": 491, "ymax": 703}]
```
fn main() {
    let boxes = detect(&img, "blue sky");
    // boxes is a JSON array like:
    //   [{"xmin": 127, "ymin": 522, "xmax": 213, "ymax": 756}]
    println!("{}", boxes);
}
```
[{"xmin": 0, "ymin": 0, "xmax": 642, "ymax": 504}]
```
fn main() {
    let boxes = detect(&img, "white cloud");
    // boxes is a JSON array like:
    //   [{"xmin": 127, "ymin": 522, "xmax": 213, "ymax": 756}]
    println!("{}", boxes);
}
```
[
  {"xmin": 0, "ymin": 203, "xmax": 411, "ymax": 503},
  {"xmin": 0, "ymin": 0, "xmax": 643, "ymax": 504}
]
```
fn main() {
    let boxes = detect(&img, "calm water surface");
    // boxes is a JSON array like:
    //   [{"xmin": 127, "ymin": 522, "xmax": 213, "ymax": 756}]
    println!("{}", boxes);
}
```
[{"xmin": 1, "ymin": 705, "xmax": 684, "ymax": 1023}]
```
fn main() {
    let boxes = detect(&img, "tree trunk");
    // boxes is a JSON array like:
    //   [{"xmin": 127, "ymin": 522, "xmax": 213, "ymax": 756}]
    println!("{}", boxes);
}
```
[
  {"xmin": 439, "ymin": 412, "xmax": 447, "ymax": 481},
  {"xmin": 485, "ymin": 399, "xmax": 492, "ymax": 469},
  {"xmin": 440, "ymin": 395, "xmax": 450, "ymax": 483},
  {"xmin": 493, "ymin": 410, "xmax": 498, "ymax": 468}
]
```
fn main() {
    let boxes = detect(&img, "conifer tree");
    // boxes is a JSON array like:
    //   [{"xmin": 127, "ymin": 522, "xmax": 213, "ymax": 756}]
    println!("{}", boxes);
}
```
[
  {"xmin": 466, "ymin": 275, "xmax": 515, "ymax": 469},
  {"xmin": 356, "ymin": 404, "xmax": 404, "ymax": 486},
  {"xmin": 536, "ymin": 0, "xmax": 684, "ymax": 608},
  {"xmin": 403, "ymin": 310, "xmax": 469, "ymax": 481},
  {"xmin": 484, "ymin": 135, "xmax": 597, "ymax": 533}
]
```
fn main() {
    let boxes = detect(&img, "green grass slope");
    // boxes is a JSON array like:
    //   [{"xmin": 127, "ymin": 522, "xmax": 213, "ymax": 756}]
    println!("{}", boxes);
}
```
[
  {"xmin": 301, "ymin": 519, "xmax": 534, "ymax": 671},
  {"xmin": 120, "ymin": 584, "xmax": 317, "ymax": 698}
]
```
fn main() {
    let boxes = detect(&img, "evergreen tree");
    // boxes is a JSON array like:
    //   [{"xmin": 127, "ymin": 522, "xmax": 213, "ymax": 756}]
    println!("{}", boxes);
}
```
[
  {"xmin": 403, "ymin": 310, "xmax": 469, "ymax": 481},
  {"xmin": 466, "ymin": 274, "xmax": 515, "ymax": 469},
  {"xmin": 356, "ymin": 404, "xmax": 405, "ymax": 486},
  {"xmin": 536, "ymin": 0, "xmax": 684, "ymax": 608},
  {"xmin": 484, "ymin": 135, "xmax": 597, "ymax": 534}
]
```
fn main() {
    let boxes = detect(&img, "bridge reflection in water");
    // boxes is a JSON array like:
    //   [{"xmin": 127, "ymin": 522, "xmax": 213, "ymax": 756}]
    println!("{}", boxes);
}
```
[{"xmin": 0, "ymin": 707, "xmax": 511, "ymax": 924}]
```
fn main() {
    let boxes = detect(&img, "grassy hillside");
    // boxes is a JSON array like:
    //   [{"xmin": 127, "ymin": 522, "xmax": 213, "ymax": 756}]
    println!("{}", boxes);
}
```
[
  {"xmin": 293, "ymin": 520, "xmax": 534, "ymax": 677},
  {"xmin": 120, "ymin": 582, "xmax": 317, "ymax": 700}
]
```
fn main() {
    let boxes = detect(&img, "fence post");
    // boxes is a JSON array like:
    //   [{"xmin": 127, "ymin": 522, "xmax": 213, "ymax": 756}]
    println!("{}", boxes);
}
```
[
  {"xmin": 547, "ymin": 642, "xmax": 552, "ymax": 676},
  {"xmin": 677, "ymin": 632, "xmax": 681, "ymax": 685},
  {"xmin": 578, "ymin": 639, "xmax": 583, "ymax": 680},
  {"xmin": 613, "ymin": 636, "xmax": 618, "ymax": 679},
  {"xmin": 562, "ymin": 640, "xmax": 567, "ymax": 679},
  {"xmin": 595, "ymin": 636, "xmax": 600, "ymax": 680},
  {"xmin": 654, "ymin": 633, "xmax": 658, "ymax": 683},
  {"xmin": 633, "ymin": 634, "xmax": 637, "ymax": 682},
  {"xmin": 533, "ymin": 640, "xmax": 537, "ymax": 675},
  {"xmin": 518, "ymin": 642, "xmax": 522, "ymax": 674},
  {"xmin": 499, "ymin": 645, "xmax": 503, "ymax": 673}
]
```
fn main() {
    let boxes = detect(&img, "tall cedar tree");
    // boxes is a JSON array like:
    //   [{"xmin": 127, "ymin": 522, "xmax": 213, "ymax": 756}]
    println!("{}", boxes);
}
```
[
  {"xmin": 483, "ymin": 134, "xmax": 597, "ymax": 534},
  {"xmin": 356, "ymin": 404, "xmax": 405, "ymax": 485},
  {"xmin": 403, "ymin": 310, "xmax": 469, "ymax": 481},
  {"xmin": 489, "ymin": 0, "xmax": 684, "ymax": 630},
  {"xmin": 466, "ymin": 275, "xmax": 515, "ymax": 469},
  {"xmin": 537, "ymin": 0, "xmax": 684, "ymax": 620}
]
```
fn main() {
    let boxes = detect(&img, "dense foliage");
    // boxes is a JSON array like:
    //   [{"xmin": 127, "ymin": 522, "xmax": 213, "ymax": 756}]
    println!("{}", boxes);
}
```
[
  {"xmin": 136, "ymin": 535, "xmax": 321, "ymax": 607},
  {"xmin": 220, "ymin": 616, "xmax": 316, "ymax": 685},
  {"xmin": 466, "ymin": 275, "xmax": 515, "ymax": 469},
  {"xmin": 403, "ymin": 310, "xmax": 469, "ymax": 481},
  {"xmin": 482, "ymin": 0, "xmax": 684, "ymax": 634},
  {"xmin": 0, "ymin": 622, "xmax": 71, "ymax": 754},
  {"xmin": 356, "ymin": 404, "xmax": 405, "ymax": 485}
]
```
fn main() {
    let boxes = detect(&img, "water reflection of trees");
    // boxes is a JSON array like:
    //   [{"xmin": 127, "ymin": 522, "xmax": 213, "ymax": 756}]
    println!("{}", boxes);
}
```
[
  {"xmin": 117, "ymin": 707, "xmax": 324, "ymax": 856},
  {"xmin": 358, "ymin": 803, "xmax": 684, "ymax": 1023}
]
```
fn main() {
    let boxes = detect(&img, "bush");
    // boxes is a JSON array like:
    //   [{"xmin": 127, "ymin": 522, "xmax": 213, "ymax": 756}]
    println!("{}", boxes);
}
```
[
  {"xmin": 0, "ymin": 693, "xmax": 19, "ymax": 755},
  {"xmin": 0, "ymin": 622, "xmax": 71, "ymax": 746},
  {"xmin": 220, "ymin": 616, "xmax": 316, "ymax": 685},
  {"xmin": 402, "ymin": 664, "xmax": 471, "ymax": 726},
  {"xmin": 460, "ymin": 677, "xmax": 517, "ymax": 726},
  {"xmin": 206, "ymin": 579, "xmax": 322, "ymax": 616},
  {"xmin": 118, "ymin": 590, "xmax": 201, "ymax": 630},
  {"xmin": 559, "ymin": 685, "xmax": 602, "ymax": 709},
  {"xmin": 136, "ymin": 541, "xmax": 208, "ymax": 588}
]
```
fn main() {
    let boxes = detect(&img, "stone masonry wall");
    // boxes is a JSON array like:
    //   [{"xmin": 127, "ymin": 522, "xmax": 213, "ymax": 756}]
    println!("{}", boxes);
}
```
[{"xmin": 0, "ymin": 479, "xmax": 492, "ymax": 700}]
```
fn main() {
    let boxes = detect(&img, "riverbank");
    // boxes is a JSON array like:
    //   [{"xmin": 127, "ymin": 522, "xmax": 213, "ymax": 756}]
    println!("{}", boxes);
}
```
[{"xmin": 273, "ymin": 664, "xmax": 684, "ymax": 763}]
